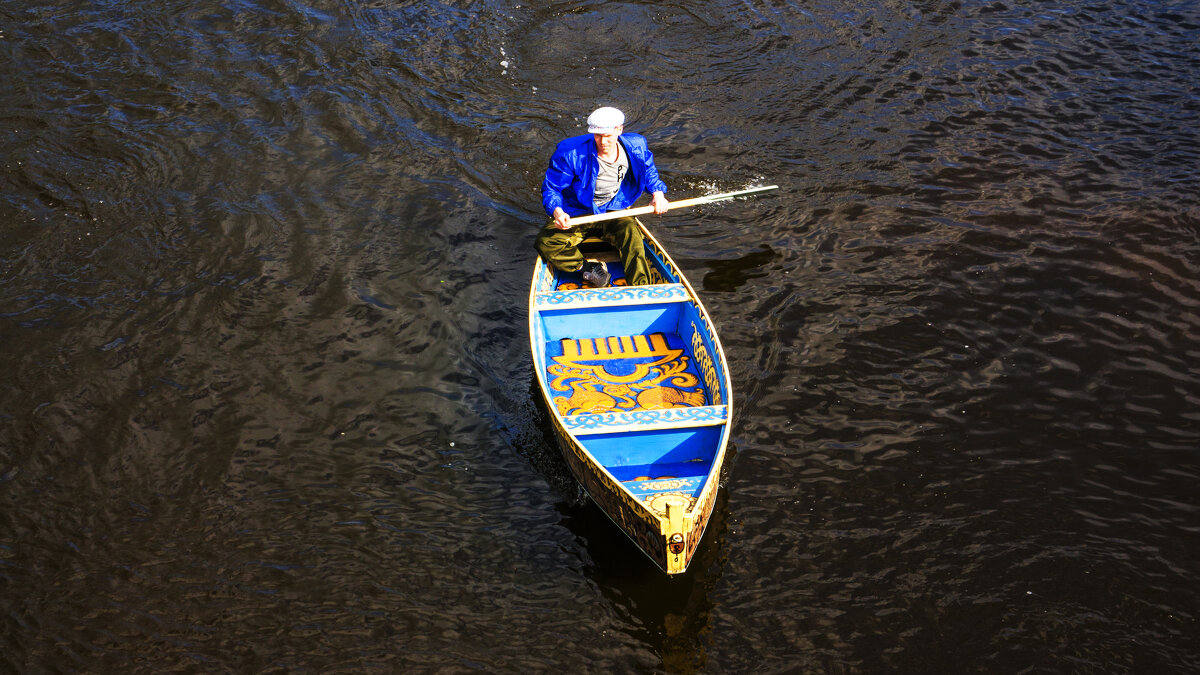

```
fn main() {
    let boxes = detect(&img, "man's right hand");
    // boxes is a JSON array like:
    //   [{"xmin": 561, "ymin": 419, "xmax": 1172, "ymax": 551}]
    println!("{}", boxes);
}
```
[{"xmin": 552, "ymin": 208, "xmax": 572, "ymax": 230}]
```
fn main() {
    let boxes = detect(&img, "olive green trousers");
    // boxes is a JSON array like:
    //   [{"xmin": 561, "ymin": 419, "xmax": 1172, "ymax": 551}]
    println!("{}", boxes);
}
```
[{"xmin": 534, "ymin": 216, "xmax": 650, "ymax": 286}]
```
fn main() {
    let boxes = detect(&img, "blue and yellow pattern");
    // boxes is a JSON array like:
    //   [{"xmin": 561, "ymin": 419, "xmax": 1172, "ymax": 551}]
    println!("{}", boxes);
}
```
[
  {"xmin": 563, "ymin": 405, "xmax": 727, "ymax": 433},
  {"xmin": 547, "ymin": 332, "xmax": 708, "ymax": 417},
  {"xmin": 535, "ymin": 284, "xmax": 689, "ymax": 308}
]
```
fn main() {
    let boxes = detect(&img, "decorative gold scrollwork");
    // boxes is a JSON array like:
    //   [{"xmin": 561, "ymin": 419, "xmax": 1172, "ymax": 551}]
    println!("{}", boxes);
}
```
[{"xmin": 550, "ymin": 333, "xmax": 706, "ymax": 416}]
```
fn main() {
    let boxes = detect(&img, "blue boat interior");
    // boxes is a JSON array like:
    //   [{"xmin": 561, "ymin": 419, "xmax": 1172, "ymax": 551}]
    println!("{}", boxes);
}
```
[
  {"xmin": 553, "ymin": 259, "xmax": 628, "ymax": 290},
  {"xmin": 551, "ymin": 238, "xmax": 678, "ymax": 291},
  {"xmin": 585, "ymin": 427, "xmax": 721, "ymax": 499},
  {"xmin": 536, "ymin": 239, "xmax": 722, "ymax": 503},
  {"xmin": 539, "ymin": 302, "xmax": 685, "ymax": 344},
  {"xmin": 555, "ymin": 240, "xmax": 628, "ymax": 290}
]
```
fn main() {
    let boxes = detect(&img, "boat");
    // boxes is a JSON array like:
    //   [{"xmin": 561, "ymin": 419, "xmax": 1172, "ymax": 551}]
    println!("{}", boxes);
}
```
[{"xmin": 527, "ymin": 203, "xmax": 744, "ymax": 574}]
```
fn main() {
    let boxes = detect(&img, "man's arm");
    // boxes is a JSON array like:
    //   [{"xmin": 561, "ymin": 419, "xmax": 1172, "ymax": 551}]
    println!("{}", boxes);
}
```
[
  {"xmin": 635, "ymin": 138, "xmax": 669, "ymax": 214},
  {"xmin": 541, "ymin": 141, "xmax": 578, "ymax": 216}
]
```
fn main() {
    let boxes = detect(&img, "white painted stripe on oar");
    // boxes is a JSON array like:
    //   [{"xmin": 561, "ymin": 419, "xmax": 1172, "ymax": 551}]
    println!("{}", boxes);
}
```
[{"xmin": 565, "ymin": 185, "xmax": 779, "ymax": 226}]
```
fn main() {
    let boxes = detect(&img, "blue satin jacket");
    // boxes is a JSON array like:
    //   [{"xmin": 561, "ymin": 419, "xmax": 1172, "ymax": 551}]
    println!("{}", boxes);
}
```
[{"xmin": 542, "ymin": 133, "xmax": 668, "ymax": 218}]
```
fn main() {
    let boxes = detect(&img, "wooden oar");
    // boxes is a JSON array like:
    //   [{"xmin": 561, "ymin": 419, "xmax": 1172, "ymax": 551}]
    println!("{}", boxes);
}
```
[{"xmin": 565, "ymin": 185, "xmax": 779, "ymax": 226}]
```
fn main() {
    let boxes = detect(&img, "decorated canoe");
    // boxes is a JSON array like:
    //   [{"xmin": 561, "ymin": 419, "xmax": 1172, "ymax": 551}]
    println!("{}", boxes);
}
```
[{"xmin": 528, "ymin": 216, "xmax": 733, "ymax": 574}]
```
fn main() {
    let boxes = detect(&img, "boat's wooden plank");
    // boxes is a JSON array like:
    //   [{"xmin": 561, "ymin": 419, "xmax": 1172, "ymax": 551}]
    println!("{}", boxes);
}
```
[
  {"xmin": 533, "ymin": 283, "xmax": 689, "ymax": 309},
  {"xmin": 565, "ymin": 405, "xmax": 728, "ymax": 435}
]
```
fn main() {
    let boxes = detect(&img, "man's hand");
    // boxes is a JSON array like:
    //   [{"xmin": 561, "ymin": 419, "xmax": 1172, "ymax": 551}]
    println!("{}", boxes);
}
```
[
  {"xmin": 553, "ymin": 207, "xmax": 572, "ymax": 230},
  {"xmin": 651, "ymin": 191, "xmax": 669, "ymax": 215}
]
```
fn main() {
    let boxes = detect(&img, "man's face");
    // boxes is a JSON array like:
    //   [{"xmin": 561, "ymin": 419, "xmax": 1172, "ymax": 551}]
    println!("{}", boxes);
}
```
[{"xmin": 593, "ymin": 126, "xmax": 622, "ymax": 155}]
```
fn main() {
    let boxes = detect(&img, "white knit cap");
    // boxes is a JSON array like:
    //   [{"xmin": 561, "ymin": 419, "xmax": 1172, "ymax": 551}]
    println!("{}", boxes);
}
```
[{"xmin": 587, "ymin": 107, "xmax": 625, "ymax": 134}]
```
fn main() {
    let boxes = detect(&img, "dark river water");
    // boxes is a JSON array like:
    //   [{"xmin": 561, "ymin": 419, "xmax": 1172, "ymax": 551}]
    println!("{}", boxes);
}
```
[{"xmin": 2, "ymin": 0, "xmax": 1198, "ymax": 672}]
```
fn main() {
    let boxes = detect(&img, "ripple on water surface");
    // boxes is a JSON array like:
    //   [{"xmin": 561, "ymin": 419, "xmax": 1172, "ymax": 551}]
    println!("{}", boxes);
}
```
[{"xmin": 1, "ymin": 0, "xmax": 1198, "ymax": 671}]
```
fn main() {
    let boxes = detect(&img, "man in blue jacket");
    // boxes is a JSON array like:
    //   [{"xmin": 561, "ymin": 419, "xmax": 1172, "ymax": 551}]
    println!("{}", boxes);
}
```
[{"xmin": 538, "ymin": 106, "xmax": 669, "ymax": 287}]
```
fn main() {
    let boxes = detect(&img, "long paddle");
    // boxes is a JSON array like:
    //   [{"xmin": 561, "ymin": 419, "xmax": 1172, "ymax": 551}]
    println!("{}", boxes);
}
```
[{"xmin": 564, "ymin": 185, "xmax": 779, "ymax": 226}]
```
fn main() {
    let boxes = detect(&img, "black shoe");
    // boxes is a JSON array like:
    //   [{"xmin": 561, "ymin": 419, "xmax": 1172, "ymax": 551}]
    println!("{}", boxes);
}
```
[{"xmin": 581, "ymin": 261, "xmax": 610, "ymax": 288}]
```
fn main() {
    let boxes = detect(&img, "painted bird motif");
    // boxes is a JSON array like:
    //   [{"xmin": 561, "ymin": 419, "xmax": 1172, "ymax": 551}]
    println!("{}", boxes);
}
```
[
  {"xmin": 636, "ymin": 385, "xmax": 706, "ymax": 410},
  {"xmin": 554, "ymin": 380, "xmax": 618, "ymax": 415}
]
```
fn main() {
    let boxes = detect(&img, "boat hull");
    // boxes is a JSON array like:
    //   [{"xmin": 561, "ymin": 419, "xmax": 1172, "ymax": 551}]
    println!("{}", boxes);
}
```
[{"xmin": 528, "ymin": 219, "xmax": 732, "ymax": 574}]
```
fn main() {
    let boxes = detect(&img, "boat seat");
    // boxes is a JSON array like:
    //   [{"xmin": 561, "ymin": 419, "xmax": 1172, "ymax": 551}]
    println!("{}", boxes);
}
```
[
  {"xmin": 621, "ymin": 475, "xmax": 705, "ymax": 500},
  {"xmin": 564, "ymin": 405, "xmax": 728, "ymax": 435},
  {"xmin": 615, "ymin": 460, "xmax": 711, "ymax": 500},
  {"xmin": 533, "ymin": 283, "xmax": 689, "ymax": 309}
]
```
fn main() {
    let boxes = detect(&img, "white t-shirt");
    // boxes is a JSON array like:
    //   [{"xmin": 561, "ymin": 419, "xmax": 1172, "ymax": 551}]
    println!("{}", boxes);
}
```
[{"xmin": 593, "ymin": 143, "xmax": 630, "ymax": 206}]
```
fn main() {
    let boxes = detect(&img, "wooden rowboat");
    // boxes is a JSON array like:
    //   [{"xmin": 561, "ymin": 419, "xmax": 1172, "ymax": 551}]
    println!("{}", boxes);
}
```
[{"xmin": 528, "ymin": 217, "xmax": 734, "ymax": 574}]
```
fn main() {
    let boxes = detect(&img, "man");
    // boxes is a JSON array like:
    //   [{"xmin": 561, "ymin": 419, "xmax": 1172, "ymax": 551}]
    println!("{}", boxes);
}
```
[{"xmin": 538, "ymin": 106, "xmax": 669, "ymax": 287}]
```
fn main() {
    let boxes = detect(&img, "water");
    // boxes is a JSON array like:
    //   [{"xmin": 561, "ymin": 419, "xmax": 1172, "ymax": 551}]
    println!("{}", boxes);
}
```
[{"xmin": 1, "ymin": 0, "xmax": 1197, "ymax": 671}]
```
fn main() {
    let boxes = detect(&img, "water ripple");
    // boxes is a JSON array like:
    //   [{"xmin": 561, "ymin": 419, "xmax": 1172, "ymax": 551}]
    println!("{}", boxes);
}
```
[{"xmin": 2, "ymin": 0, "xmax": 1198, "ymax": 671}]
